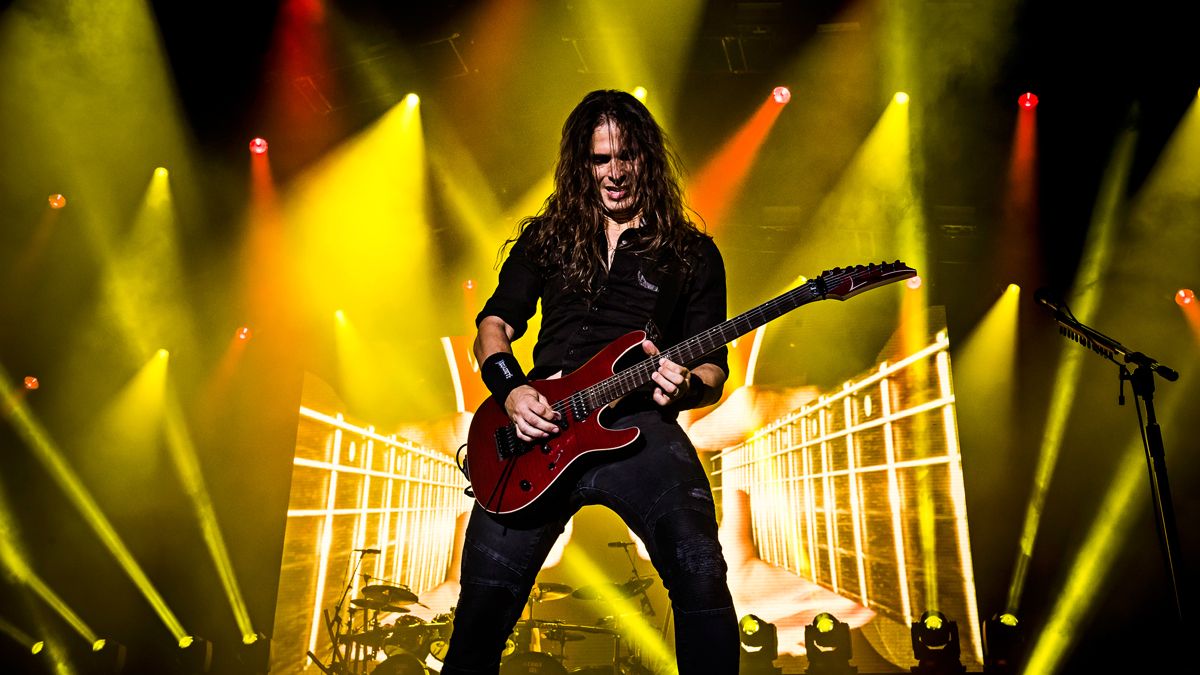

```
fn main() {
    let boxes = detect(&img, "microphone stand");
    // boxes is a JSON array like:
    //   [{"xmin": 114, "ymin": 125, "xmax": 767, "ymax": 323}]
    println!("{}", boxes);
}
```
[
  {"xmin": 1037, "ymin": 292, "xmax": 1184, "ymax": 621},
  {"xmin": 328, "ymin": 550, "xmax": 370, "ymax": 670}
]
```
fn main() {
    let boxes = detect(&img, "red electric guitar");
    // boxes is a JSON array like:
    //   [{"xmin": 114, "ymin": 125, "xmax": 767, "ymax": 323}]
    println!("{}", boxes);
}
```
[{"xmin": 465, "ymin": 261, "xmax": 917, "ymax": 514}]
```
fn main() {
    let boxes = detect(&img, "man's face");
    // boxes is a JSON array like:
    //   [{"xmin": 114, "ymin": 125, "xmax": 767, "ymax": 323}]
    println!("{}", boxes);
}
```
[{"xmin": 591, "ymin": 119, "xmax": 641, "ymax": 222}]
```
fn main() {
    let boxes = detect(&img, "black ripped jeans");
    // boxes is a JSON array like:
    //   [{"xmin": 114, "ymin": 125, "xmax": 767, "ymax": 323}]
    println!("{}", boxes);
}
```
[{"xmin": 441, "ymin": 409, "xmax": 739, "ymax": 675}]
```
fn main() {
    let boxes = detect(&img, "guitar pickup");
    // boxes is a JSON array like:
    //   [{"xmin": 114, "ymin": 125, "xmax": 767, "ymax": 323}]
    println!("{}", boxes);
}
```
[{"xmin": 494, "ymin": 426, "xmax": 529, "ymax": 460}]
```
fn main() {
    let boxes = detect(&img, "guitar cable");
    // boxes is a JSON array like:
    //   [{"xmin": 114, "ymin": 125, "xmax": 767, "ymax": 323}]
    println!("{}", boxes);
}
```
[{"xmin": 455, "ymin": 443, "xmax": 474, "ymax": 498}]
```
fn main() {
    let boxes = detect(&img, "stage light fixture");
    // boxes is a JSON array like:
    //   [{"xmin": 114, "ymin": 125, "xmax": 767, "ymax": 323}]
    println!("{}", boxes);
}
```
[
  {"xmin": 154, "ymin": 167, "xmax": 169, "ymax": 179},
  {"xmin": 48, "ymin": 193, "xmax": 67, "ymax": 209},
  {"xmin": 772, "ymin": 86, "xmax": 791, "ymax": 104},
  {"xmin": 739, "ymin": 614, "xmax": 781, "ymax": 674},
  {"xmin": 632, "ymin": 86, "xmax": 648, "ymax": 101},
  {"xmin": 463, "ymin": 279, "xmax": 475, "ymax": 290},
  {"xmin": 983, "ymin": 612, "xmax": 1023, "ymax": 674},
  {"xmin": 404, "ymin": 93, "xmax": 420, "ymax": 107},
  {"xmin": 249, "ymin": 137, "xmax": 269, "ymax": 155},
  {"xmin": 237, "ymin": 326, "xmax": 253, "ymax": 341},
  {"xmin": 1176, "ymin": 289, "xmax": 1195, "ymax": 306},
  {"xmin": 804, "ymin": 612, "xmax": 856, "ymax": 675},
  {"xmin": 894, "ymin": 92, "xmax": 909, "ymax": 104},
  {"xmin": 235, "ymin": 632, "xmax": 270, "ymax": 674},
  {"xmin": 177, "ymin": 635, "xmax": 213, "ymax": 673},
  {"xmin": 1018, "ymin": 92, "xmax": 1039, "ymax": 110},
  {"xmin": 906, "ymin": 276, "xmax": 923, "ymax": 290},
  {"xmin": 90, "ymin": 638, "xmax": 127, "ymax": 673},
  {"xmin": 911, "ymin": 610, "xmax": 964, "ymax": 674},
  {"xmin": 24, "ymin": 376, "xmax": 39, "ymax": 390}
]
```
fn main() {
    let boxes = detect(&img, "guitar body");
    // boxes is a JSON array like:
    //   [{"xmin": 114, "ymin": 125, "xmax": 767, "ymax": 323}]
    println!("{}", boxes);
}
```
[{"xmin": 466, "ymin": 331, "xmax": 648, "ymax": 515}]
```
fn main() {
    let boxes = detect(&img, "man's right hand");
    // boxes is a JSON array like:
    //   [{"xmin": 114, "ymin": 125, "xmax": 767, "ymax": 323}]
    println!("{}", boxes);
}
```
[{"xmin": 505, "ymin": 384, "xmax": 562, "ymax": 441}]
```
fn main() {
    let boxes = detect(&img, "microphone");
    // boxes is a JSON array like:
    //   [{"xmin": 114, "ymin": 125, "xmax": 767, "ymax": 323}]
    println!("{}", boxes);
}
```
[
  {"xmin": 607, "ymin": 541, "xmax": 633, "ymax": 548},
  {"xmin": 1034, "ymin": 288, "xmax": 1067, "ymax": 316},
  {"xmin": 355, "ymin": 548, "xmax": 381, "ymax": 555}
]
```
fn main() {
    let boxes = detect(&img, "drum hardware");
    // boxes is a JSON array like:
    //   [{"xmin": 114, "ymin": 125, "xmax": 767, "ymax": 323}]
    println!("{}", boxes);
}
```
[{"xmin": 305, "ymin": 551, "xmax": 430, "ymax": 674}]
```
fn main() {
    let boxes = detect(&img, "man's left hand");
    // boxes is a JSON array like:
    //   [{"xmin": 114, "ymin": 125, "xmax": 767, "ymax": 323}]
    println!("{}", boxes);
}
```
[{"xmin": 642, "ymin": 340, "xmax": 691, "ymax": 406}]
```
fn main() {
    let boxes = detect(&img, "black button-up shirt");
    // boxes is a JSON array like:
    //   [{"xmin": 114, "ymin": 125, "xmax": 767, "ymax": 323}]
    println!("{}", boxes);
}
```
[{"xmin": 477, "ymin": 224, "xmax": 729, "ymax": 382}]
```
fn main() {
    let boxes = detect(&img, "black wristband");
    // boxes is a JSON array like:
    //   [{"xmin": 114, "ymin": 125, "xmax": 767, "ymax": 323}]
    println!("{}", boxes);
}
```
[
  {"xmin": 674, "ymin": 372, "xmax": 712, "ymax": 410},
  {"xmin": 480, "ymin": 353, "xmax": 529, "ymax": 404}
]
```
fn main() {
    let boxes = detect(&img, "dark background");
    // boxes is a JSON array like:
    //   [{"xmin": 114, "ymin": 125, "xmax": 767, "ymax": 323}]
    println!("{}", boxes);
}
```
[{"xmin": 1, "ymin": 0, "xmax": 1197, "ymax": 672}]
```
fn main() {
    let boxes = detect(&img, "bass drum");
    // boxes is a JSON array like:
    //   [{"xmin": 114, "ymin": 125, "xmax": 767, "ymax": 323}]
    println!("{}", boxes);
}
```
[{"xmin": 499, "ymin": 651, "xmax": 569, "ymax": 675}]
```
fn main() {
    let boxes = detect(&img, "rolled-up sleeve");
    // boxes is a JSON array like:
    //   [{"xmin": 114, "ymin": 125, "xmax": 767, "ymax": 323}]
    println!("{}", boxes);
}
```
[{"xmin": 475, "ymin": 228, "xmax": 543, "ymax": 341}]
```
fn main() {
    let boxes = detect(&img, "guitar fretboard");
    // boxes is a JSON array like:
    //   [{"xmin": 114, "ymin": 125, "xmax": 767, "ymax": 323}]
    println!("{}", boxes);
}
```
[{"xmin": 573, "ymin": 276, "xmax": 825, "ymax": 413}]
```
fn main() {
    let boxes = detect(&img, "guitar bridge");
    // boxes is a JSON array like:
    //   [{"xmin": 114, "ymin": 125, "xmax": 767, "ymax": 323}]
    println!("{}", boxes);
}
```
[{"xmin": 494, "ymin": 425, "xmax": 530, "ymax": 460}]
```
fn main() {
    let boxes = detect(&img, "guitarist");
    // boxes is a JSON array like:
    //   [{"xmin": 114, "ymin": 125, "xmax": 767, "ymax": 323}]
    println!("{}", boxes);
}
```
[{"xmin": 441, "ymin": 90, "xmax": 738, "ymax": 674}]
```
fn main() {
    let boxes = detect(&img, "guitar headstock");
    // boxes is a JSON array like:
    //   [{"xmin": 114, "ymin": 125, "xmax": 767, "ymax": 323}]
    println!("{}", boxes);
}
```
[{"xmin": 815, "ymin": 261, "xmax": 918, "ymax": 301}]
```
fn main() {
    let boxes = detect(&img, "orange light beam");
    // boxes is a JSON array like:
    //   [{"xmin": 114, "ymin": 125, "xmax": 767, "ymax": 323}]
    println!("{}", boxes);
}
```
[
  {"xmin": 689, "ymin": 94, "xmax": 787, "ymax": 231},
  {"xmin": 1180, "ymin": 299, "xmax": 1200, "ymax": 346}
]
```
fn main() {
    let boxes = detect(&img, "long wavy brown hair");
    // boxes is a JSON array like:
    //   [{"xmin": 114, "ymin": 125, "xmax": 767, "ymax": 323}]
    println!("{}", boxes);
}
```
[{"xmin": 505, "ymin": 90, "xmax": 706, "ymax": 295}]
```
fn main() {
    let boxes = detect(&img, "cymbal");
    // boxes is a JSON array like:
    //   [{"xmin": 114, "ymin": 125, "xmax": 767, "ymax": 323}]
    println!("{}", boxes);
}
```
[
  {"xmin": 572, "ymin": 577, "xmax": 654, "ymax": 600},
  {"xmin": 530, "ymin": 582, "xmax": 574, "ymax": 602},
  {"xmin": 362, "ymin": 583, "xmax": 419, "ymax": 605},
  {"xmin": 621, "ymin": 577, "xmax": 653, "ymax": 595},
  {"xmin": 351, "ymin": 597, "xmax": 410, "ymax": 613}
]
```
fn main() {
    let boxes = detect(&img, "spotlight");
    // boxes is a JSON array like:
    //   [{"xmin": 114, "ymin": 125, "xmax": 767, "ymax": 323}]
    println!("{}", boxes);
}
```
[
  {"xmin": 31, "ymin": 640, "xmax": 45, "ymax": 655},
  {"xmin": 632, "ymin": 86, "xmax": 648, "ymax": 101},
  {"xmin": 906, "ymin": 276, "xmax": 923, "ymax": 290},
  {"xmin": 249, "ymin": 137, "xmax": 269, "ymax": 155},
  {"xmin": 983, "ymin": 612, "xmax": 1023, "ymax": 674},
  {"xmin": 1176, "ymin": 289, "xmax": 1195, "ymax": 306},
  {"xmin": 772, "ymin": 86, "xmax": 791, "ymax": 104},
  {"xmin": 24, "ymin": 376, "xmax": 39, "ymax": 390},
  {"xmin": 1018, "ymin": 92, "xmax": 1039, "ymax": 110},
  {"xmin": 236, "ymin": 326, "xmax": 253, "ymax": 341},
  {"xmin": 894, "ymin": 92, "xmax": 910, "ymax": 105},
  {"xmin": 177, "ymin": 635, "xmax": 213, "ymax": 673},
  {"xmin": 804, "ymin": 612, "xmax": 856, "ymax": 675},
  {"xmin": 463, "ymin": 279, "xmax": 475, "ymax": 290},
  {"xmin": 404, "ymin": 93, "xmax": 420, "ymax": 107},
  {"xmin": 739, "ymin": 614, "xmax": 781, "ymax": 675},
  {"xmin": 90, "ymin": 638, "xmax": 128, "ymax": 673},
  {"xmin": 154, "ymin": 167, "xmax": 169, "ymax": 179},
  {"xmin": 236, "ymin": 632, "xmax": 270, "ymax": 674},
  {"xmin": 48, "ymin": 193, "xmax": 67, "ymax": 209},
  {"xmin": 911, "ymin": 611, "xmax": 964, "ymax": 674}
]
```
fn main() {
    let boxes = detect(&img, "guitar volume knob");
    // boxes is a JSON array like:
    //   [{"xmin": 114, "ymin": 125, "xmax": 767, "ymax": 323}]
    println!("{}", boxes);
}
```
[{"xmin": 519, "ymin": 480, "xmax": 532, "ymax": 491}]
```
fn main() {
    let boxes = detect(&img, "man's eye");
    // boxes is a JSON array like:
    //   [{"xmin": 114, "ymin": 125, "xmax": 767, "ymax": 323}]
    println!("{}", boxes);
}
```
[{"xmin": 592, "ymin": 156, "xmax": 610, "ymax": 164}]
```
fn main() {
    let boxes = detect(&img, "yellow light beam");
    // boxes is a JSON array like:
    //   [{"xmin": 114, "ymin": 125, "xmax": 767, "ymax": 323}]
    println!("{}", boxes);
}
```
[
  {"xmin": 161, "ymin": 377, "xmax": 255, "ymax": 637},
  {"xmin": 1007, "ymin": 120, "xmax": 1137, "ymax": 613},
  {"xmin": 0, "ymin": 363, "xmax": 187, "ymax": 641},
  {"xmin": 1022, "ymin": 369, "xmax": 1191, "ymax": 675},
  {"xmin": 560, "ymin": 542, "xmax": 675, "ymax": 671}
]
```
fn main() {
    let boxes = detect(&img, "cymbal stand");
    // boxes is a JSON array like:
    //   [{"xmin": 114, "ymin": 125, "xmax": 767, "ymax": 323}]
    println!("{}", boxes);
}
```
[{"xmin": 612, "ymin": 542, "xmax": 656, "ymax": 617}]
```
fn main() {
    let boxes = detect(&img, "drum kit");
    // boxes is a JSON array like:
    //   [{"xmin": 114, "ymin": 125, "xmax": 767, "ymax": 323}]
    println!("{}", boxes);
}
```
[{"xmin": 309, "ymin": 544, "xmax": 665, "ymax": 674}]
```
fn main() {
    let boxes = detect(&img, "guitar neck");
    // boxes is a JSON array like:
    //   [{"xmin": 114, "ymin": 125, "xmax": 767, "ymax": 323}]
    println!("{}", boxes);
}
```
[{"xmin": 580, "ymin": 279, "xmax": 824, "ymax": 410}]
